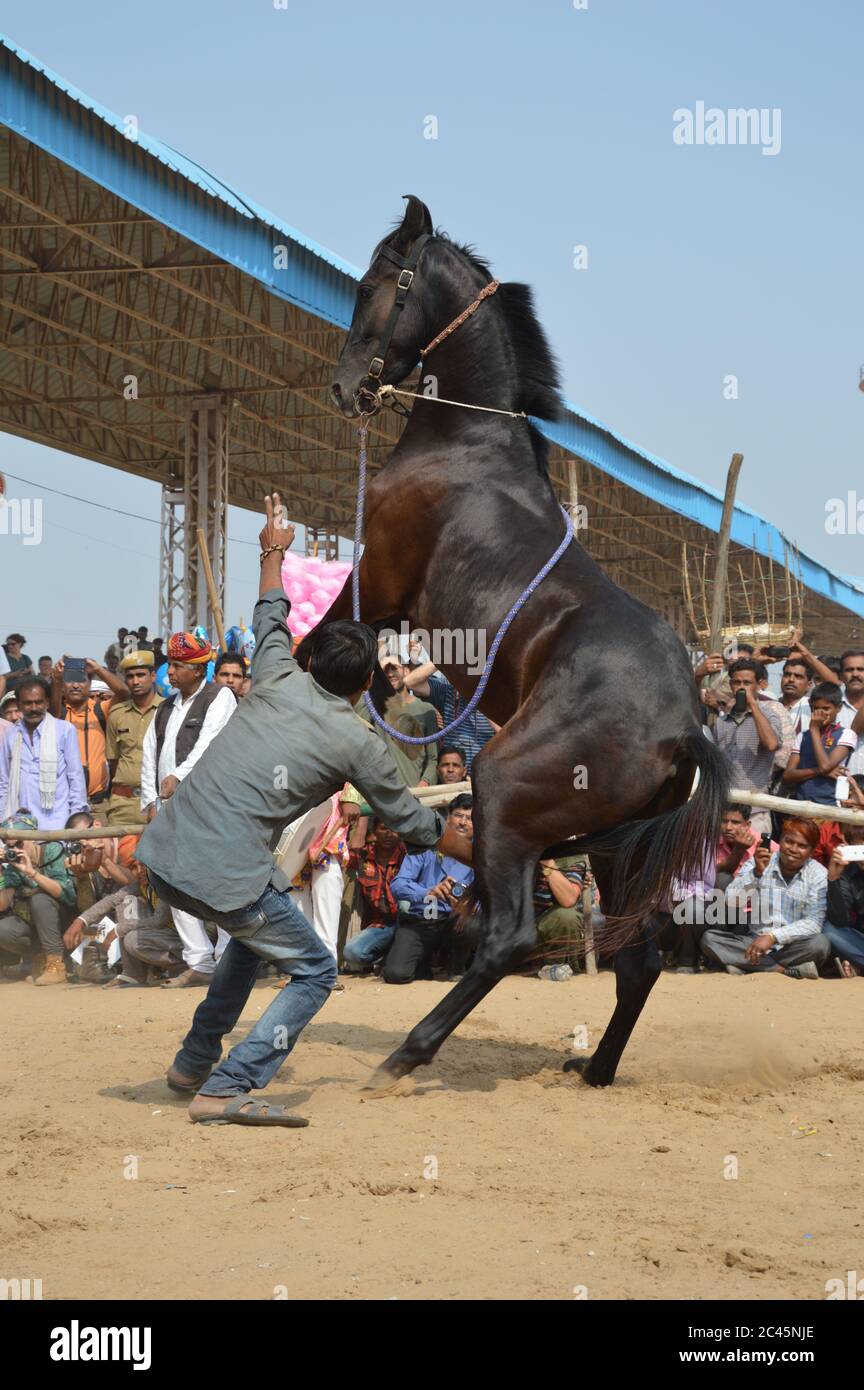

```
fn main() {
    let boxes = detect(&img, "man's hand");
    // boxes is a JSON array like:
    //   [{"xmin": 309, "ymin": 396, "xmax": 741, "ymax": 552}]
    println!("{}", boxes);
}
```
[
  {"xmin": 259, "ymin": 490, "xmax": 295, "ymax": 554},
  {"xmin": 146, "ymin": 804, "xmax": 158, "ymax": 823},
  {"xmin": 428, "ymin": 879, "xmax": 454, "ymax": 902},
  {"xmin": 828, "ymin": 847, "xmax": 848, "ymax": 882},
  {"xmin": 64, "ymin": 918, "xmax": 86, "ymax": 951},
  {"xmin": 695, "ymin": 652, "xmax": 724, "ymax": 681},
  {"xmin": 52, "ymin": 658, "xmax": 65, "ymax": 682},
  {"xmin": 745, "ymin": 932, "xmax": 775, "ymax": 964},
  {"xmin": 159, "ymin": 775, "xmax": 179, "ymax": 800},
  {"xmin": 808, "ymin": 706, "xmax": 829, "ymax": 731},
  {"xmin": 436, "ymin": 821, "xmax": 473, "ymax": 866},
  {"xmin": 753, "ymin": 845, "xmax": 772, "ymax": 878},
  {"xmin": 728, "ymin": 822, "xmax": 753, "ymax": 847}
]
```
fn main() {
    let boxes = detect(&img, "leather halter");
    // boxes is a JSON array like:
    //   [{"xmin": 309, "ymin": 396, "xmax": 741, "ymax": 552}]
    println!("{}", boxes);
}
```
[
  {"xmin": 354, "ymin": 234, "xmax": 501, "ymax": 417},
  {"xmin": 354, "ymin": 233, "xmax": 433, "ymax": 414}
]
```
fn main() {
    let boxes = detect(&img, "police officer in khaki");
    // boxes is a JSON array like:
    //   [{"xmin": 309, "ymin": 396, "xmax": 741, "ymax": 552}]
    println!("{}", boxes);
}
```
[{"xmin": 105, "ymin": 651, "xmax": 163, "ymax": 828}]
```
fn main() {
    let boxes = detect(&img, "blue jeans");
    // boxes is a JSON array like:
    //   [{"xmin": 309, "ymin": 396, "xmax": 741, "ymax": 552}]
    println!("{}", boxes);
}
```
[
  {"xmin": 342, "ymin": 924, "xmax": 396, "ymax": 970},
  {"xmin": 823, "ymin": 923, "xmax": 864, "ymax": 970},
  {"xmin": 148, "ymin": 872, "xmax": 337, "ymax": 1096}
]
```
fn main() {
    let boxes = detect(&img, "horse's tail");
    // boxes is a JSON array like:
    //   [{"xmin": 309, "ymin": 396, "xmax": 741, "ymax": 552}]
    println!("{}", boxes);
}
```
[{"xmin": 547, "ymin": 729, "xmax": 731, "ymax": 931}]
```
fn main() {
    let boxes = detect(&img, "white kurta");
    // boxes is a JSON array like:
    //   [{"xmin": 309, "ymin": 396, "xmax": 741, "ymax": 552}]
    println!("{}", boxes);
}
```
[{"xmin": 140, "ymin": 681, "xmax": 236, "ymax": 972}]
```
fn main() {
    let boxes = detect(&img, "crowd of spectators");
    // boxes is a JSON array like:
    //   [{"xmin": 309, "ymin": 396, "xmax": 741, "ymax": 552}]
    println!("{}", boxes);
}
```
[{"xmin": 1, "ymin": 622, "xmax": 863, "ymax": 990}]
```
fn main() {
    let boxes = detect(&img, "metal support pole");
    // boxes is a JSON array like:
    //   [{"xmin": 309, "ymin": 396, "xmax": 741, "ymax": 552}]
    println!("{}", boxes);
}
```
[{"xmin": 158, "ymin": 485, "xmax": 186, "ymax": 639}]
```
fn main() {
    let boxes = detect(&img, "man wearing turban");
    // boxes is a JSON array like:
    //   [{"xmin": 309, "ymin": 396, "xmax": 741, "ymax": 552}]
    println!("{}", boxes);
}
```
[{"xmin": 140, "ymin": 629, "xmax": 235, "ymax": 986}]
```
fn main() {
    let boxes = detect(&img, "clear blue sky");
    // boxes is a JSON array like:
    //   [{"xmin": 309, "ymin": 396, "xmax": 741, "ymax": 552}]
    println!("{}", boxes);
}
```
[{"xmin": 1, "ymin": 0, "xmax": 862, "ymax": 660}]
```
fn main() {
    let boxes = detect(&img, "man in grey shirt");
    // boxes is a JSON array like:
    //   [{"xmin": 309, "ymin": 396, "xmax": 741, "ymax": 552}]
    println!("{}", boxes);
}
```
[{"xmin": 137, "ymin": 494, "xmax": 472, "ymax": 1128}]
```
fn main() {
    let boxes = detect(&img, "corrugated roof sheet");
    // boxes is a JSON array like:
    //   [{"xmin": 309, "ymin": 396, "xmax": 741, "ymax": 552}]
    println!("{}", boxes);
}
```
[{"xmin": 2, "ymin": 31, "xmax": 862, "ymax": 621}]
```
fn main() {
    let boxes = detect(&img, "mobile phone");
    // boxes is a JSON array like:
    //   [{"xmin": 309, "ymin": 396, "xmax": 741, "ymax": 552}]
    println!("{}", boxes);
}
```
[
  {"xmin": 64, "ymin": 657, "xmax": 87, "ymax": 682},
  {"xmin": 733, "ymin": 689, "xmax": 748, "ymax": 714},
  {"xmin": 765, "ymin": 645, "xmax": 791, "ymax": 660},
  {"xmin": 837, "ymin": 844, "xmax": 864, "ymax": 863},
  {"xmin": 759, "ymin": 833, "xmax": 772, "ymax": 850},
  {"xmin": 835, "ymin": 776, "xmax": 850, "ymax": 805}
]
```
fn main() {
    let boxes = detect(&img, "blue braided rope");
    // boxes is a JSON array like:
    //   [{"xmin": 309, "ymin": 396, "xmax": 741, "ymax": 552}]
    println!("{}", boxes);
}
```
[{"xmin": 351, "ymin": 420, "xmax": 574, "ymax": 746}]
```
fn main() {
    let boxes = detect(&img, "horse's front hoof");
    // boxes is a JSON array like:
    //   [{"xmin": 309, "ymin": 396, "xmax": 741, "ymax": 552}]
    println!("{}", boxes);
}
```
[
  {"xmin": 562, "ymin": 1055, "xmax": 613, "ymax": 1087},
  {"xmin": 360, "ymin": 1064, "xmax": 414, "ymax": 1098}
]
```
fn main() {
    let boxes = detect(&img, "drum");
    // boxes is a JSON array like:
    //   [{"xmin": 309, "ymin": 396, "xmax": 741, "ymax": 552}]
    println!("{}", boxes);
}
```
[{"xmin": 273, "ymin": 800, "xmax": 332, "ymax": 880}]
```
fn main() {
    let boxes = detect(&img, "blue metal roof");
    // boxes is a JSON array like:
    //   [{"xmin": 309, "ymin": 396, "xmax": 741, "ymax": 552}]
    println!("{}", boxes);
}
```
[{"xmin": 2, "ymin": 32, "xmax": 862, "ymax": 623}]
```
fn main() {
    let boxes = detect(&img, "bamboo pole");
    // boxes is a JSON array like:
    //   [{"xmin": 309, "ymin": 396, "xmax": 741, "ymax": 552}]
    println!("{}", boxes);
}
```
[
  {"xmin": 708, "ymin": 453, "xmax": 744, "ymax": 652},
  {"xmin": 195, "ymin": 526, "xmax": 227, "ymax": 653},
  {"xmin": 723, "ymin": 789, "xmax": 864, "ymax": 827},
  {"xmin": 4, "ymin": 784, "xmax": 862, "ymax": 842}
]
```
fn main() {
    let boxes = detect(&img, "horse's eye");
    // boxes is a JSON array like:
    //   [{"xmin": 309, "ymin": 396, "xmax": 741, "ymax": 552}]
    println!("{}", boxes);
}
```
[{"xmin": 358, "ymin": 283, "xmax": 374, "ymax": 301}]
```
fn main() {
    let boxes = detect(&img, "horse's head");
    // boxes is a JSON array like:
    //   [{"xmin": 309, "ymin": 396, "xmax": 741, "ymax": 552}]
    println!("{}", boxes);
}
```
[{"xmin": 331, "ymin": 195, "xmax": 434, "ymax": 417}]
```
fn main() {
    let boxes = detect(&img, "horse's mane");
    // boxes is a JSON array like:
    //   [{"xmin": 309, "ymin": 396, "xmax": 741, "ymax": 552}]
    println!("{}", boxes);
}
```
[
  {"xmin": 435, "ymin": 233, "xmax": 563, "ymax": 429},
  {"xmin": 377, "ymin": 221, "xmax": 563, "ymax": 443}
]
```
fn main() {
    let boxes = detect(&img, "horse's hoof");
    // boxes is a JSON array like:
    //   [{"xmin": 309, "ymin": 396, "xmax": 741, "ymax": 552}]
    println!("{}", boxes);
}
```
[
  {"xmin": 360, "ymin": 1065, "xmax": 414, "ymax": 1099},
  {"xmin": 562, "ymin": 1056, "xmax": 613, "ymax": 1087}
]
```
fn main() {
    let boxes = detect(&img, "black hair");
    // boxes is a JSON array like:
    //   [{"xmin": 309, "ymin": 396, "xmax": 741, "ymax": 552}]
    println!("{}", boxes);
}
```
[
  {"xmin": 438, "ymin": 746, "xmax": 466, "ymax": 764},
  {"xmin": 840, "ymin": 650, "xmax": 864, "ymax": 669},
  {"xmin": 725, "ymin": 803, "xmax": 752, "ymax": 821},
  {"xmin": 214, "ymin": 651, "xmax": 245, "ymax": 676},
  {"xmin": 728, "ymin": 657, "xmax": 768, "ymax": 683},
  {"xmin": 38, "ymin": 655, "xmax": 51, "ymax": 664},
  {"xmin": 5, "ymin": 633, "xmax": 26, "ymax": 646},
  {"xmin": 448, "ymin": 793, "xmax": 473, "ymax": 814},
  {"xmin": 732, "ymin": 640, "xmax": 754, "ymax": 654},
  {"xmin": 819, "ymin": 654, "xmax": 843, "ymax": 675},
  {"xmin": 306, "ymin": 620, "xmax": 378, "ymax": 698},
  {"xmin": 15, "ymin": 675, "xmax": 50, "ymax": 700},
  {"xmin": 65, "ymin": 811, "xmax": 94, "ymax": 829},
  {"xmin": 782, "ymin": 657, "xmax": 810, "ymax": 676},
  {"xmin": 810, "ymin": 680, "xmax": 843, "ymax": 707}
]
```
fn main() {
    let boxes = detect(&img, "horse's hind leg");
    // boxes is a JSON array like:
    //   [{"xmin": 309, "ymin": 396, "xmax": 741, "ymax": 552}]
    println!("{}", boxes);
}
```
[{"xmin": 563, "ymin": 860, "xmax": 661, "ymax": 1087}]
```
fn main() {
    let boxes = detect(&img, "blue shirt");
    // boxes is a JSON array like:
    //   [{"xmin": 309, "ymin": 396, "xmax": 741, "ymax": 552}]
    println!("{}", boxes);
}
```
[{"xmin": 392, "ymin": 848, "xmax": 474, "ymax": 922}]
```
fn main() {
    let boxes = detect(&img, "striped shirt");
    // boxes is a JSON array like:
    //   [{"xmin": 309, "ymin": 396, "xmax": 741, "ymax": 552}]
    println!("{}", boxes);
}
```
[
  {"xmin": 426, "ymin": 674, "xmax": 495, "ymax": 772},
  {"xmin": 837, "ymin": 696, "xmax": 864, "ymax": 776}
]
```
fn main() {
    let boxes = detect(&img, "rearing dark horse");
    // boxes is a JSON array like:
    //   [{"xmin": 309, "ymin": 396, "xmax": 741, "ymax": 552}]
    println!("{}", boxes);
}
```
[{"xmin": 300, "ymin": 195, "xmax": 729, "ymax": 1089}]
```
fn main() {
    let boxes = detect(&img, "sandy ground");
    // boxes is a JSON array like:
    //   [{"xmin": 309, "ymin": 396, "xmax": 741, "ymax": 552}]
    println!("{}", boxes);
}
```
[{"xmin": 2, "ymin": 968, "xmax": 862, "ymax": 1301}]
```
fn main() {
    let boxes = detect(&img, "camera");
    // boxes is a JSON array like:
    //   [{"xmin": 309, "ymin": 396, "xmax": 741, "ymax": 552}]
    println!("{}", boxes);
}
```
[
  {"xmin": 764, "ymin": 645, "xmax": 791, "ymax": 660},
  {"xmin": 2, "ymin": 844, "xmax": 24, "ymax": 865},
  {"xmin": 449, "ymin": 881, "xmax": 466, "ymax": 900}
]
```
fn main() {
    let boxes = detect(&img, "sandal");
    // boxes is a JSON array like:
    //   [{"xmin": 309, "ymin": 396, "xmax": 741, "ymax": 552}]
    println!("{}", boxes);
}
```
[{"xmin": 191, "ymin": 1097, "xmax": 309, "ymax": 1128}]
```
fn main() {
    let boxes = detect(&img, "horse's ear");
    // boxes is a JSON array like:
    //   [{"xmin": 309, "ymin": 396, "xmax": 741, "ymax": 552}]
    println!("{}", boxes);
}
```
[{"xmin": 389, "ymin": 195, "xmax": 433, "ymax": 254}]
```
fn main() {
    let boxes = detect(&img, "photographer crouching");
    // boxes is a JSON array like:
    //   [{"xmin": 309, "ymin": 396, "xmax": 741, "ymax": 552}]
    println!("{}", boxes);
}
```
[{"xmin": 0, "ymin": 812, "xmax": 77, "ymax": 983}]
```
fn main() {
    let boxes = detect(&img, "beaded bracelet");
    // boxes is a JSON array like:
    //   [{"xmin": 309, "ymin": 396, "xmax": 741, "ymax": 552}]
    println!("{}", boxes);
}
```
[{"xmin": 259, "ymin": 544, "xmax": 288, "ymax": 564}]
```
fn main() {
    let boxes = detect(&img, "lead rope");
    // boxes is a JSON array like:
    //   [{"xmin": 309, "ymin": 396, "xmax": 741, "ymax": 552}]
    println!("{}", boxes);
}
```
[{"xmin": 351, "ymin": 418, "xmax": 574, "ymax": 746}]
